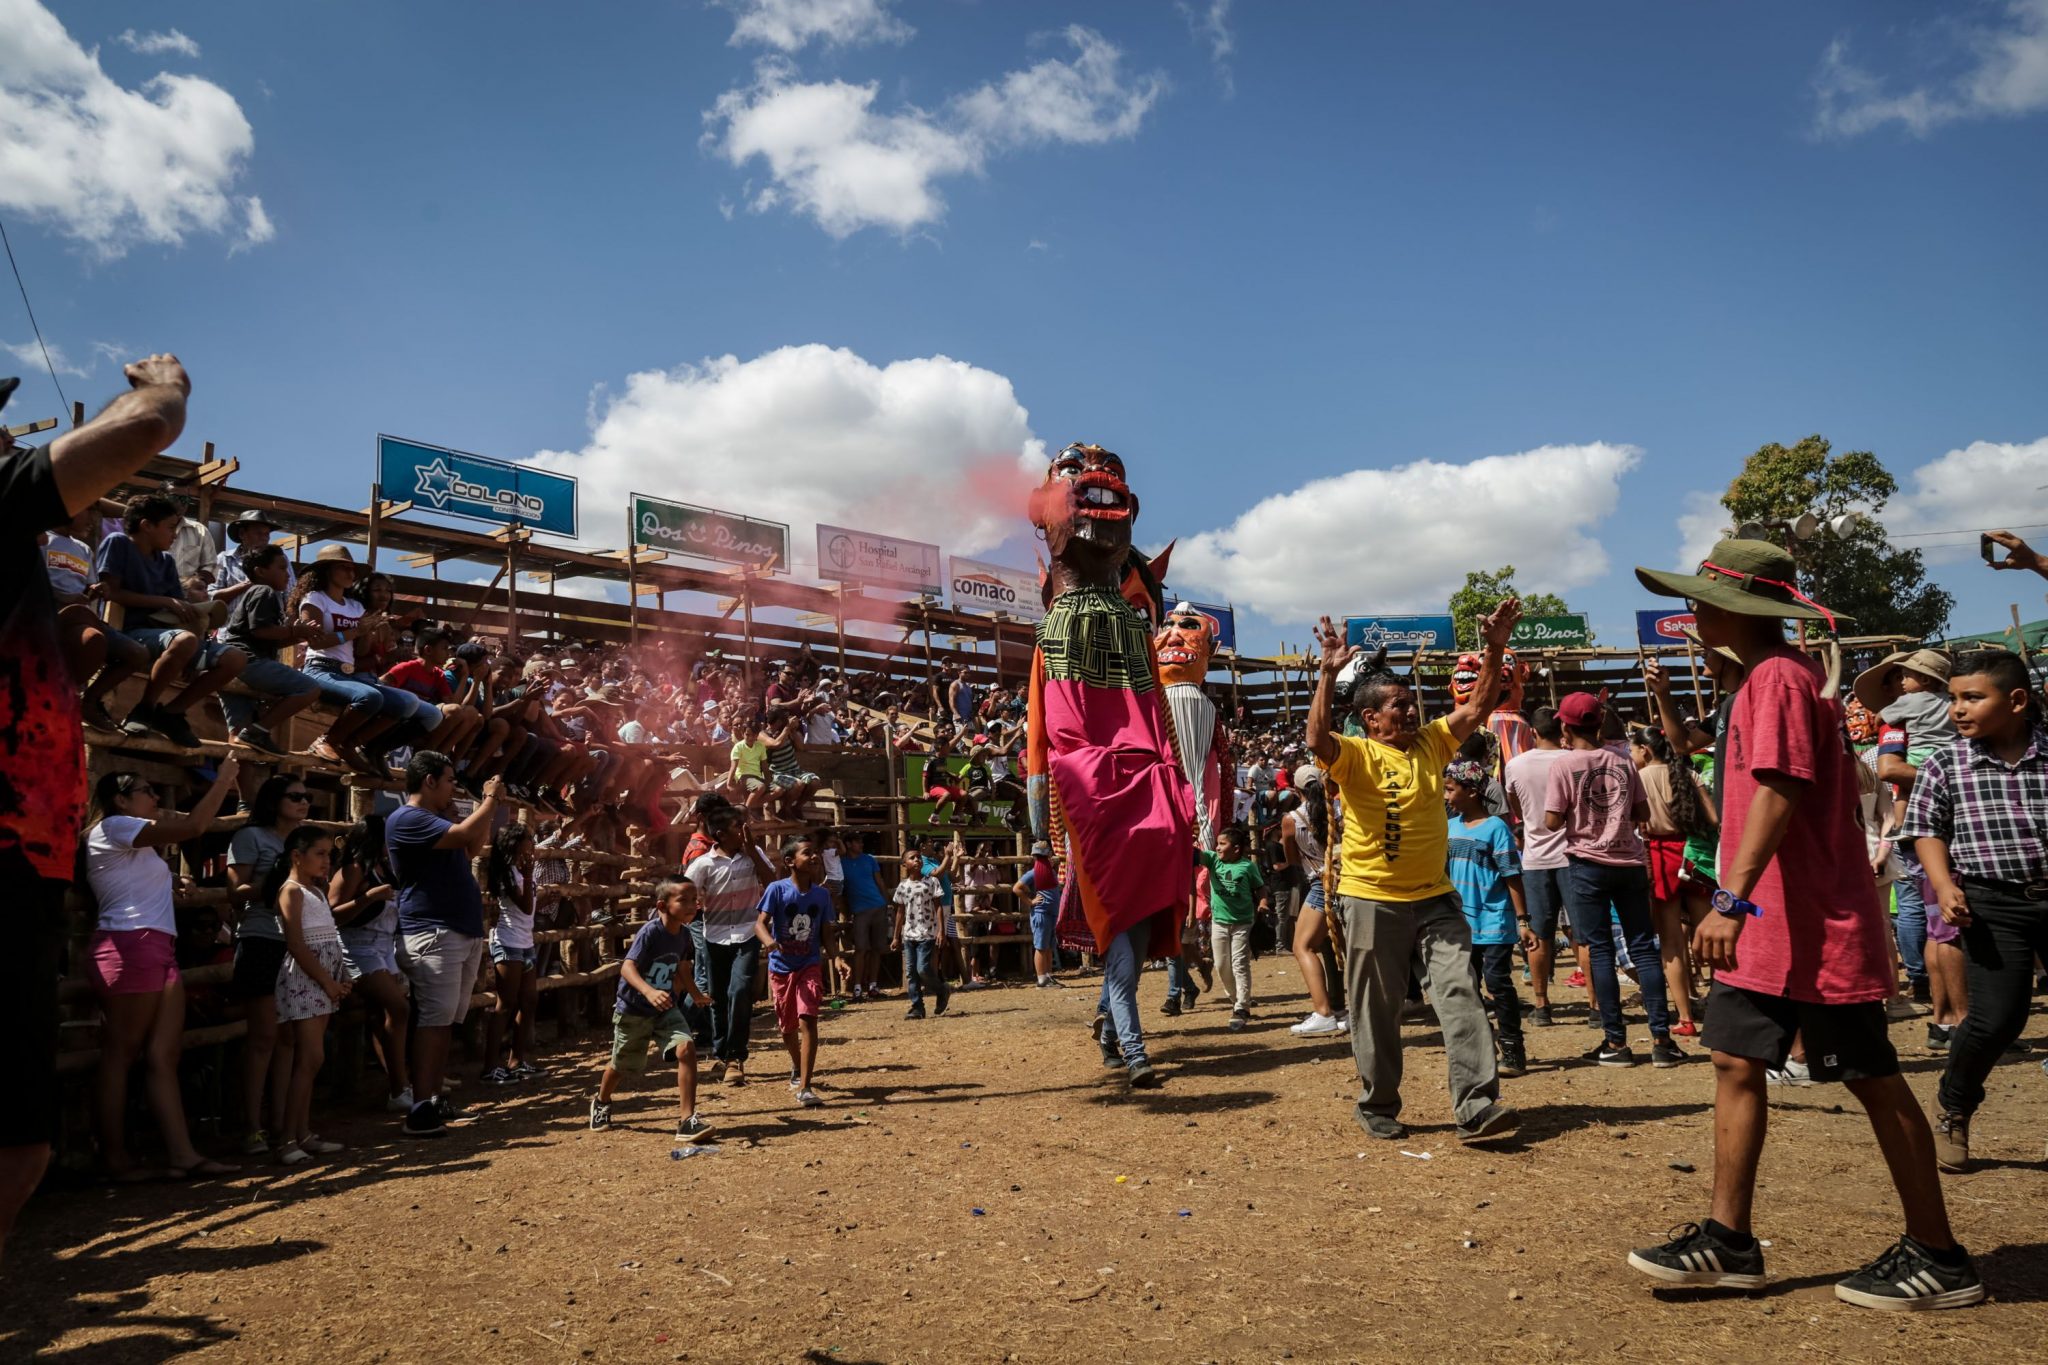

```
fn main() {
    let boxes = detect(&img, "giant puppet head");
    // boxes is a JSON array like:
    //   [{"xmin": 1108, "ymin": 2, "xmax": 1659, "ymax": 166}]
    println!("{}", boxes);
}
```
[
  {"xmin": 1030, "ymin": 442, "xmax": 1172, "ymax": 621},
  {"xmin": 1156, "ymin": 602, "xmax": 1219, "ymax": 687},
  {"xmin": 1450, "ymin": 649, "xmax": 1529, "ymax": 712}
]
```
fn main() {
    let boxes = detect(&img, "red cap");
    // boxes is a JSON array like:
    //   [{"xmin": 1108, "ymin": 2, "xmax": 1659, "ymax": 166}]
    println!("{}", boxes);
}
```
[{"xmin": 1556, "ymin": 691, "xmax": 1604, "ymax": 728}]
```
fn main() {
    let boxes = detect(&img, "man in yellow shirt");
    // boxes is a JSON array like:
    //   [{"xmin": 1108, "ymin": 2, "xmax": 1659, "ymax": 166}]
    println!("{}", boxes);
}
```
[{"xmin": 1306, "ymin": 598, "xmax": 1524, "ymax": 1144}]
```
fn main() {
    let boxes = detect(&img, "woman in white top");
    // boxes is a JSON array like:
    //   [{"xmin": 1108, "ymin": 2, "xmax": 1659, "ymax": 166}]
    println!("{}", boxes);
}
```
[
  {"xmin": 289, "ymin": 545, "xmax": 411, "ymax": 771},
  {"xmin": 84, "ymin": 761, "xmax": 243, "ymax": 1181},
  {"xmin": 483, "ymin": 824, "xmax": 541, "ymax": 1084},
  {"xmin": 269, "ymin": 828, "xmax": 352, "ymax": 1165}
]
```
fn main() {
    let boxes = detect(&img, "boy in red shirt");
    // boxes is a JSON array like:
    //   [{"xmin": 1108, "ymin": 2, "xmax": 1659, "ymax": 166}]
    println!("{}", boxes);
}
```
[{"xmin": 1626, "ymin": 540, "xmax": 1982, "ymax": 1310}]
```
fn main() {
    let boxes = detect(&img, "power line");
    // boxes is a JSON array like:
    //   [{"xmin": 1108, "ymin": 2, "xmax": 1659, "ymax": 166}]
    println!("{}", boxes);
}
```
[
  {"xmin": 1889, "ymin": 521, "xmax": 2048, "ymax": 542},
  {"xmin": 0, "ymin": 210, "xmax": 70, "ymax": 415}
]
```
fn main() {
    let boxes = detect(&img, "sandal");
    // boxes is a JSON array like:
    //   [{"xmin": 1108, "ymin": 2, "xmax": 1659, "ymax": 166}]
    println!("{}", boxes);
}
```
[{"xmin": 167, "ymin": 1158, "xmax": 241, "ymax": 1179}]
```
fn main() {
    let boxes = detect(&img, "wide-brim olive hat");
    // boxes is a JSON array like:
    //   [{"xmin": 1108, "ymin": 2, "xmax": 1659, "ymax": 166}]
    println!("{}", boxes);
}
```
[{"xmin": 1636, "ymin": 538, "xmax": 1848, "ymax": 627}]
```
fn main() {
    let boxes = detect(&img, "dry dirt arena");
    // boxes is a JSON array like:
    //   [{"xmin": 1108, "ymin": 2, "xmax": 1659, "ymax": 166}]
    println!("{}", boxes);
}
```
[{"xmin": 10, "ymin": 957, "xmax": 2048, "ymax": 1364}]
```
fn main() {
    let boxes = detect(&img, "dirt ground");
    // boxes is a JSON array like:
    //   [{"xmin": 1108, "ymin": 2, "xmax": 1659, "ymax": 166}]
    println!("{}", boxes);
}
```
[{"xmin": 10, "ymin": 956, "xmax": 2047, "ymax": 1364}]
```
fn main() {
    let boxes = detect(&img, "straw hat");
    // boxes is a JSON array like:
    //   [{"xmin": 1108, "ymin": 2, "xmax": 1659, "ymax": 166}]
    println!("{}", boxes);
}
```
[
  {"xmin": 1852, "ymin": 649, "xmax": 1951, "ymax": 715},
  {"xmin": 313, "ymin": 544, "xmax": 357, "ymax": 566}
]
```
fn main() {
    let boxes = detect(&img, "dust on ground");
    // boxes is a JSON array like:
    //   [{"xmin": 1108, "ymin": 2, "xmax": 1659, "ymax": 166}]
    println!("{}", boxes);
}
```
[{"xmin": 9, "ymin": 958, "xmax": 2046, "ymax": 1363}]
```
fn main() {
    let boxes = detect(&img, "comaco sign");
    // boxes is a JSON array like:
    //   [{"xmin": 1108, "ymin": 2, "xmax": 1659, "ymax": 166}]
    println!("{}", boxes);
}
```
[
  {"xmin": 817, "ymin": 523, "xmax": 943, "ymax": 593},
  {"xmin": 948, "ymin": 556, "xmax": 1044, "ymax": 622},
  {"xmin": 378, "ymin": 434, "xmax": 578, "ymax": 537},
  {"xmin": 631, "ymin": 493, "xmax": 788, "ymax": 570}
]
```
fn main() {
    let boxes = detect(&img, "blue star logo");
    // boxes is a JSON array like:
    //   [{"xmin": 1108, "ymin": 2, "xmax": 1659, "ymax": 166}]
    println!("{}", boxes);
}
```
[{"xmin": 414, "ymin": 458, "xmax": 457, "ymax": 508}]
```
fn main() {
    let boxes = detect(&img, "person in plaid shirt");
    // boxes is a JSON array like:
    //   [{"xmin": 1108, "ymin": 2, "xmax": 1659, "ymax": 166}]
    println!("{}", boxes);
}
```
[{"xmin": 1904, "ymin": 649, "xmax": 2048, "ymax": 1173}]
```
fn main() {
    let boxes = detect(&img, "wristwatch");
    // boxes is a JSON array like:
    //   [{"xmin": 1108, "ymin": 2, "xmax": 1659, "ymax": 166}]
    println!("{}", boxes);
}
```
[{"xmin": 1711, "ymin": 888, "xmax": 1763, "ymax": 920}]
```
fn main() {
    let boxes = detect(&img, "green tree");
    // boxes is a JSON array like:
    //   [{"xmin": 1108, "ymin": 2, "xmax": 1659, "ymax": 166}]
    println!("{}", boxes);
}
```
[
  {"xmin": 1718, "ymin": 435, "xmax": 1952, "ymax": 639},
  {"xmin": 1450, "ymin": 566, "xmax": 1573, "ymax": 650}
]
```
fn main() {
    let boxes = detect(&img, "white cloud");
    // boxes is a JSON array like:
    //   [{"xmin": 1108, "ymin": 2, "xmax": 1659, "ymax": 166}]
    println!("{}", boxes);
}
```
[
  {"xmin": 720, "ymin": 0, "xmax": 911, "ymax": 52},
  {"xmin": 1168, "ymin": 443, "xmax": 1642, "ymax": 622},
  {"xmin": 234, "ymin": 194, "xmax": 274, "ymax": 251},
  {"xmin": 0, "ymin": 0, "xmax": 267, "ymax": 257},
  {"xmin": 1673, "ymin": 489, "xmax": 1728, "ymax": 570},
  {"xmin": 1884, "ymin": 436, "xmax": 2048, "ymax": 560},
  {"xmin": 528, "ymin": 344, "xmax": 1045, "ymax": 571},
  {"xmin": 1813, "ymin": 0, "xmax": 2048, "ymax": 137},
  {"xmin": 704, "ymin": 26, "xmax": 1165, "ymax": 237},
  {"xmin": 115, "ymin": 27, "xmax": 201, "ymax": 59},
  {"xmin": 1176, "ymin": 0, "xmax": 1235, "ymax": 94},
  {"xmin": 5, "ymin": 337, "xmax": 91, "ymax": 377}
]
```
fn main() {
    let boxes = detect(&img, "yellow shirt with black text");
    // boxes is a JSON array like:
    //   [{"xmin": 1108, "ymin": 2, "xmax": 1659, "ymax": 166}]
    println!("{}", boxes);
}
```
[{"xmin": 1326, "ymin": 718, "xmax": 1458, "ymax": 904}]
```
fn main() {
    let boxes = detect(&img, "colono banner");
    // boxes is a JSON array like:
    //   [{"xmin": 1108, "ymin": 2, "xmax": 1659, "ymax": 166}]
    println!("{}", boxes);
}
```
[
  {"xmin": 1343, "ymin": 614, "xmax": 1457, "ymax": 655},
  {"xmin": 947, "ymin": 556, "xmax": 1044, "ymax": 622},
  {"xmin": 816, "ymin": 523, "xmax": 943, "ymax": 593},
  {"xmin": 377, "ymin": 434, "xmax": 578, "ymax": 537},
  {"xmin": 630, "ymin": 493, "xmax": 788, "ymax": 571}
]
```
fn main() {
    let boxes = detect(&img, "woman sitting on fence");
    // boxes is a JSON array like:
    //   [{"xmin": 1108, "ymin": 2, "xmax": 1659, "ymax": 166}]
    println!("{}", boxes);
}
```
[
  {"xmin": 267, "ymin": 827, "xmax": 352, "ymax": 1165},
  {"xmin": 332, "ymin": 813, "xmax": 412, "ymax": 1115},
  {"xmin": 83, "ymin": 761, "xmax": 244, "ymax": 1181},
  {"xmin": 483, "ymin": 824, "xmax": 542, "ymax": 1085}
]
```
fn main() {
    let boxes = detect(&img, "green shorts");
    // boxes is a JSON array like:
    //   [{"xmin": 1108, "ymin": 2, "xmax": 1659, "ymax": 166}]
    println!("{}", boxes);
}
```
[{"xmin": 609, "ymin": 1009, "xmax": 694, "ymax": 1074}]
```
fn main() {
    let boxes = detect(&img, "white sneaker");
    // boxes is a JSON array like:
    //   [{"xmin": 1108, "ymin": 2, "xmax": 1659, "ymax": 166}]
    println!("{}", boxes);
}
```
[
  {"xmin": 1338, "ymin": 1014, "xmax": 1352, "ymax": 1033},
  {"xmin": 797, "ymin": 1088, "xmax": 823, "ymax": 1108},
  {"xmin": 386, "ymin": 1088, "xmax": 414, "ymax": 1115},
  {"xmin": 1290, "ymin": 1011, "xmax": 1343, "ymax": 1037},
  {"xmin": 300, "ymin": 1135, "xmax": 345, "ymax": 1155},
  {"xmin": 1766, "ymin": 1058, "xmax": 1814, "ymax": 1087}
]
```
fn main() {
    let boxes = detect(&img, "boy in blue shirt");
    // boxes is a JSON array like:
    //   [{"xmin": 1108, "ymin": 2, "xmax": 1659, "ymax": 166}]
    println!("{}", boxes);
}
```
[
  {"xmin": 757, "ymin": 833, "xmax": 836, "ymax": 1107},
  {"xmin": 591, "ymin": 878, "xmax": 716, "ymax": 1140},
  {"xmin": 838, "ymin": 831, "xmax": 890, "ymax": 1001},
  {"xmin": 1012, "ymin": 840, "xmax": 1063, "ymax": 987},
  {"xmin": 1446, "ymin": 759, "xmax": 1536, "ymax": 1077}
]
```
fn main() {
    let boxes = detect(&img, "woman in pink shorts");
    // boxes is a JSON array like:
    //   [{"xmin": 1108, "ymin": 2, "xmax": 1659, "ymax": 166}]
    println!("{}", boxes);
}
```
[{"xmin": 84, "ymin": 765, "xmax": 244, "ymax": 1180}]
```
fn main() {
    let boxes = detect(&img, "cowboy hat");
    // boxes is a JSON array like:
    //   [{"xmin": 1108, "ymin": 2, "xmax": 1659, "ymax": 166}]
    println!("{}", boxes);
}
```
[
  {"xmin": 313, "ymin": 544, "xmax": 358, "ymax": 565},
  {"xmin": 1852, "ymin": 648, "xmax": 1951, "ymax": 716},
  {"xmin": 228, "ymin": 509, "xmax": 278, "ymax": 534},
  {"xmin": 1635, "ymin": 538, "xmax": 1848, "ymax": 626}
]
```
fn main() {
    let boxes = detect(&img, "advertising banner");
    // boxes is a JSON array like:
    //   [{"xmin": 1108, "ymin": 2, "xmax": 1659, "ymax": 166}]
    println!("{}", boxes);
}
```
[
  {"xmin": 1182, "ymin": 601, "xmax": 1238, "ymax": 652},
  {"xmin": 378, "ymin": 434, "xmax": 578, "ymax": 537},
  {"xmin": 948, "ymin": 556, "xmax": 1044, "ymax": 622},
  {"xmin": 817, "ymin": 522, "xmax": 942, "ymax": 593},
  {"xmin": 1344, "ymin": 614, "xmax": 1457, "ymax": 654},
  {"xmin": 630, "ymin": 493, "xmax": 788, "ymax": 570},
  {"xmin": 1636, "ymin": 608, "xmax": 1697, "ymax": 646},
  {"xmin": 1509, "ymin": 613, "xmax": 1592, "ymax": 649}
]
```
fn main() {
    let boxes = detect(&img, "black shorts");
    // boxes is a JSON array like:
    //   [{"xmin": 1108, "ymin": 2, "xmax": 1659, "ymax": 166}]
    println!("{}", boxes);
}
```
[
  {"xmin": 0, "ymin": 869, "xmax": 67, "ymax": 1147},
  {"xmin": 1699, "ymin": 979, "xmax": 1898, "ymax": 1082},
  {"xmin": 230, "ymin": 935, "xmax": 290, "ymax": 1002}
]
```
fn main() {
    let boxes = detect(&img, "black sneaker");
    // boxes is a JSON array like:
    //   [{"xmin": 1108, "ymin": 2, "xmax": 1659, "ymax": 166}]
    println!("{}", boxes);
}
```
[
  {"xmin": 1227, "ymin": 1009, "xmax": 1249, "ymax": 1032},
  {"xmin": 404, "ymin": 1100, "xmax": 449, "ymax": 1139},
  {"xmin": 588, "ymin": 1097, "xmax": 612, "ymax": 1130},
  {"xmin": 1651, "ymin": 1038, "xmax": 1688, "ymax": 1069},
  {"xmin": 1497, "ymin": 1044, "xmax": 1528, "ymax": 1078},
  {"xmin": 1355, "ymin": 1109, "xmax": 1407, "ymax": 1141},
  {"xmin": 904, "ymin": 1005, "xmax": 927, "ymax": 1020},
  {"xmin": 1126, "ymin": 1062, "xmax": 1161, "ymax": 1089},
  {"xmin": 1090, "ymin": 1012, "xmax": 1124, "ymax": 1067},
  {"xmin": 1456, "ymin": 1102, "xmax": 1520, "ymax": 1144},
  {"xmin": 1627, "ymin": 1222, "xmax": 1766, "ymax": 1290},
  {"xmin": 79, "ymin": 699, "xmax": 121, "ymax": 733},
  {"xmin": 234, "ymin": 725, "xmax": 287, "ymax": 757},
  {"xmin": 1590, "ymin": 1042, "xmax": 1636, "ymax": 1068},
  {"xmin": 934, "ymin": 986, "xmax": 951, "ymax": 1017},
  {"xmin": 435, "ymin": 1096, "xmax": 470, "ymax": 1125},
  {"xmin": 676, "ymin": 1113, "xmax": 715, "ymax": 1141},
  {"xmin": 1181, "ymin": 983, "xmax": 1200, "ymax": 1009},
  {"xmin": 1833, "ymin": 1236, "xmax": 1986, "ymax": 1311},
  {"xmin": 1528, "ymin": 1005, "xmax": 1554, "ymax": 1028},
  {"xmin": 147, "ymin": 706, "xmax": 201, "ymax": 750},
  {"xmin": 1160, "ymin": 994, "xmax": 1183, "ymax": 1017},
  {"xmin": 1926, "ymin": 1024, "xmax": 1953, "ymax": 1053}
]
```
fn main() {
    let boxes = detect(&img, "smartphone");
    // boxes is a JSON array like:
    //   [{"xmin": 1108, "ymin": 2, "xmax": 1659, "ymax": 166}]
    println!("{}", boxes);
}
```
[{"xmin": 1982, "ymin": 534, "xmax": 2008, "ymax": 565}]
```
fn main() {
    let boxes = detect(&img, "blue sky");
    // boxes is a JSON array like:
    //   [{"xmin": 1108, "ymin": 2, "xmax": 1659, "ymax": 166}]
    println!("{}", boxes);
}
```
[{"xmin": 6, "ymin": 0, "xmax": 2048, "ymax": 653}]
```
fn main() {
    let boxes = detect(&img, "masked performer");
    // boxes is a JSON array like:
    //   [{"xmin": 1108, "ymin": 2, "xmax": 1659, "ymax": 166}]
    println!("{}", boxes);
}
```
[
  {"xmin": 1450, "ymin": 647, "xmax": 1534, "ymax": 768},
  {"xmin": 1026, "ymin": 444, "xmax": 1193, "ymax": 1088}
]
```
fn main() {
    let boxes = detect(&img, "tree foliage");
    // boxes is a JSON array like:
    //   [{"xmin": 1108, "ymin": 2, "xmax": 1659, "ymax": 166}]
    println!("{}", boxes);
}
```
[
  {"xmin": 1719, "ymin": 435, "xmax": 1952, "ymax": 639},
  {"xmin": 1450, "ymin": 566, "xmax": 1573, "ymax": 650}
]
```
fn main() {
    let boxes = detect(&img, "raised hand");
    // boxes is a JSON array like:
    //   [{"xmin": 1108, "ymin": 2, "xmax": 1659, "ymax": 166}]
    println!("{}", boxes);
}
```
[
  {"xmin": 1313, "ymin": 616, "xmax": 1359, "ymax": 675},
  {"xmin": 124, "ymin": 353, "xmax": 191, "ymax": 394},
  {"xmin": 1480, "ymin": 597, "xmax": 1523, "ymax": 649}
]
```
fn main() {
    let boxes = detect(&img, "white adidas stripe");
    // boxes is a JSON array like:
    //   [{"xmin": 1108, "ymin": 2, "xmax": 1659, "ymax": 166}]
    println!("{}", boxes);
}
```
[{"xmin": 1909, "ymin": 1269, "xmax": 1943, "ymax": 1296}]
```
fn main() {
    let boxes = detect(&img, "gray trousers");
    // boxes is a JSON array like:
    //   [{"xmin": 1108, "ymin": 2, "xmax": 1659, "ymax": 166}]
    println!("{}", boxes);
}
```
[
  {"xmin": 1339, "ymin": 892, "xmax": 1500, "ymax": 1126},
  {"xmin": 1211, "ymin": 920, "xmax": 1252, "ymax": 1010}
]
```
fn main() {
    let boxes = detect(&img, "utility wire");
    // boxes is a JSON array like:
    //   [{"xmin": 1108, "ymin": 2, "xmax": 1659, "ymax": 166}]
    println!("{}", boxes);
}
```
[{"xmin": 0, "ymin": 209, "xmax": 70, "ymax": 415}]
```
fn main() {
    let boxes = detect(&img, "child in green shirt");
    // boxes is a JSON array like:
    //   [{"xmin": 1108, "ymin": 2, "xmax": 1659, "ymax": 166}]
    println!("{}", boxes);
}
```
[{"xmin": 1197, "ymin": 825, "xmax": 1269, "ymax": 1032}]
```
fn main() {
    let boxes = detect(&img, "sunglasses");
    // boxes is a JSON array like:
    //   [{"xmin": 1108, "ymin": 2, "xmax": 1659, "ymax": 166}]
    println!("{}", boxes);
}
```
[
  {"xmin": 126, "ymin": 782, "xmax": 158, "ymax": 798},
  {"xmin": 283, "ymin": 790, "xmax": 310, "ymax": 801}
]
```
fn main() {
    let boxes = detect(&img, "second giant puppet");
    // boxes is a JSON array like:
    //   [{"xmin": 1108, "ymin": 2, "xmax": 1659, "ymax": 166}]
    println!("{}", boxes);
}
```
[
  {"xmin": 1026, "ymin": 444, "xmax": 1194, "ymax": 955},
  {"xmin": 1451, "ymin": 647, "xmax": 1534, "ymax": 767},
  {"xmin": 1155, "ymin": 604, "xmax": 1231, "ymax": 851}
]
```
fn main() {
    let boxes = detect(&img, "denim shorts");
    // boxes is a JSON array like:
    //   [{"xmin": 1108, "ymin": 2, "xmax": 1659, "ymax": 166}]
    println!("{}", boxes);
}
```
[
  {"xmin": 490, "ymin": 940, "xmax": 536, "ymax": 968},
  {"xmin": 122, "ymin": 624, "xmax": 192, "ymax": 659},
  {"xmin": 1030, "ymin": 909, "xmax": 1058, "ymax": 953}
]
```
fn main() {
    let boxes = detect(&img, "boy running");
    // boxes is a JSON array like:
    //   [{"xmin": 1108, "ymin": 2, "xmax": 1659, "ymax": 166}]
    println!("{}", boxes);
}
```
[
  {"xmin": 1628, "ymin": 539, "xmax": 1981, "ymax": 1310},
  {"xmin": 591, "ymin": 879, "xmax": 716, "ymax": 1141},
  {"xmin": 1906, "ymin": 649, "xmax": 2048, "ymax": 1173},
  {"xmin": 1196, "ymin": 825, "xmax": 1268, "ymax": 1032},
  {"xmin": 1446, "ymin": 758, "xmax": 1535, "ymax": 1077},
  {"xmin": 756, "ymin": 834, "xmax": 836, "ymax": 1108}
]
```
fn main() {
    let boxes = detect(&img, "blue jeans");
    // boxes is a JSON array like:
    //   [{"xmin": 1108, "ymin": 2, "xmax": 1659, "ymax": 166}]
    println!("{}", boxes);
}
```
[
  {"xmin": 1892, "ymin": 850, "xmax": 1928, "ymax": 990},
  {"xmin": 220, "ymin": 655, "xmax": 319, "ymax": 732},
  {"xmin": 690, "ymin": 931, "xmax": 760, "ymax": 1063},
  {"xmin": 1564, "ymin": 857, "xmax": 1670, "ymax": 1043},
  {"xmin": 303, "ymin": 658, "xmax": 403, "ymax": 723},
  {"xmin": 1098, "ymin": 921, "xmax": 1152, "ymax": 1067},
  {"xmin": 1164, "ymin": 953, "xmax": 1193, "ymax": 999},
  {"xmin": 902, "ymin": 939, "xmax": 947, "ymax": 1010}
]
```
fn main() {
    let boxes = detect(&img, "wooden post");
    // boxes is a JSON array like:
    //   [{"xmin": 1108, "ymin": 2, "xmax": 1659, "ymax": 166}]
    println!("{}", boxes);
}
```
[
  {"xmin": 1279, "ymin": 644, "xmax": 1293, "ymax": 726},
  {"xmin": 71, "ymin": 400, "xmax": 83, "ymax": 428},
  {"xmin": 835, "ymin": 583, "xmax": 848, "ymax": 678},
  {"xmin": 1230, "ymin": 653, "xmax": 1241, "ymax": 722},
  {"xmin": 504, "ymin": 526, "xmax": 521, "ymax": 650},
  {"xmin": 548, "ymin": 572, "xmax": 558, "ymax": 642},
  {"xmin": 366, "ymin": 483, "xmax": 384, "ymax": 572},
  {"xmin": 1683, "ymin": 639, "xmax": 1707, "ymax": 713},
  {"xmin": 741, "ymin": 571, "xmax": 756, "ymax": 695},
  {"xmin": 2011, "ymin": 603, "xmax": 2030, "ymax": 661},
  {"xmin": 626, "ymin": 502, "xmax": 641, "ymax": 644},
  {"xmin": 196, "ymin": 441, "xmax": 217, "ymax": 529}
]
